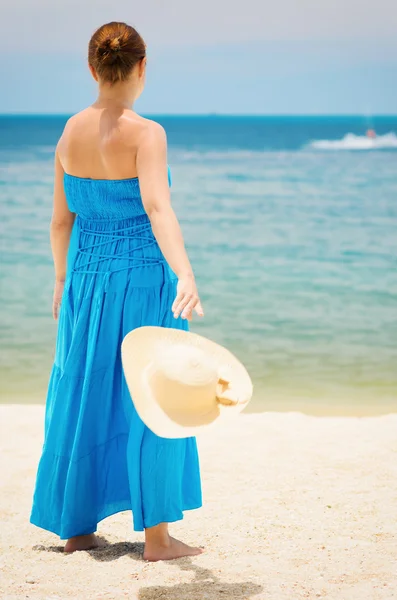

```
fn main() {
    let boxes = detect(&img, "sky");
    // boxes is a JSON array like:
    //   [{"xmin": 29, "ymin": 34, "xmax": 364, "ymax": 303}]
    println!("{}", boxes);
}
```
[{"xmin": 1, "ymin": 0, "xmax": 397, "ymax": 114}]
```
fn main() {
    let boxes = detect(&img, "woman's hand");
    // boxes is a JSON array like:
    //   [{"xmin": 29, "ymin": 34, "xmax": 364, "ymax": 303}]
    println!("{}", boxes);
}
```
[
  {"xmin": 172, "ymin": 274, "xmax": 204, "ymax": 321},
  {"xmin": 53, "ymin": 279, "xmax": 65, "ymax": 320}
]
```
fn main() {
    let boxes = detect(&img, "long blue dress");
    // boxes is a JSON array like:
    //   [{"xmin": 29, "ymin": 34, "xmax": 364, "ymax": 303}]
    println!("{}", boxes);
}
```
[{"xmin": 30, "ymin": 169, "xmax": 202, "ymax": 539}]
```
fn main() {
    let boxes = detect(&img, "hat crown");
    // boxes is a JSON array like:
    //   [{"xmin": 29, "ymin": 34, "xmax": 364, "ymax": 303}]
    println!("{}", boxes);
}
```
[
  {"xmin": 155, "ymin": 344, "xmax": 218, "ymax": 388},
  {"xmin": 145, "ymin": 344, "xmax": 220, "ymax": 425}
]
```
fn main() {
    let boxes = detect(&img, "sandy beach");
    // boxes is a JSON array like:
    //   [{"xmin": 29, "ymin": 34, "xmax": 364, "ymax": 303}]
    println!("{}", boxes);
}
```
[{"xmin": 0, "ymin": 404, "xmax": 396, "ymax": 600}]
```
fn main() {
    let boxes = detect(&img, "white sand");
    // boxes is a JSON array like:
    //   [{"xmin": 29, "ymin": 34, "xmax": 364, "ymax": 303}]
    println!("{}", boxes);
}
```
[{"xmin": 0, "ymin": 404, "xmax": 396, "ymax": 600}]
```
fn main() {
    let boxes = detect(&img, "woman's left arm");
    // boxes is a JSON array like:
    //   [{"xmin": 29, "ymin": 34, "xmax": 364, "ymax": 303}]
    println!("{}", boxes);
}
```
[{"xmin": 50, "ymin": 147, "xmax": 75, "ymax": 320}]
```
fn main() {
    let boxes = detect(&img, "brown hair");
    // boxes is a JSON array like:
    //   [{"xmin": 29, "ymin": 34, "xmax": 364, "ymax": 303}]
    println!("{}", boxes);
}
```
[{"xmin": 88, "ymin": 22, "xmax": 146, "ymax": 84}]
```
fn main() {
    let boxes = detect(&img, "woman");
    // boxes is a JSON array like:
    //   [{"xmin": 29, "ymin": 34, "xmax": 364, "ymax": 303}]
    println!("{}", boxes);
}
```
[{"xmin": 30, "ymin": 21, "xmax": 204, "ymax": 561}]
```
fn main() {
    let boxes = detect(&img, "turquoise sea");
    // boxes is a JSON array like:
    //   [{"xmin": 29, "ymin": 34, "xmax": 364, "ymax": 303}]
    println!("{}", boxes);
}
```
[{"xmin": 1, "ymin": 115, "xmax": 396, "ymax": 415}]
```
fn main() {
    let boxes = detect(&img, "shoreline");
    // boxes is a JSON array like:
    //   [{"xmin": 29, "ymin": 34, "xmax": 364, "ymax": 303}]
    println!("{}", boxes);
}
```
[{"xmin": 1, "ymin": 394, "xmax": 396, "ymax": 418}]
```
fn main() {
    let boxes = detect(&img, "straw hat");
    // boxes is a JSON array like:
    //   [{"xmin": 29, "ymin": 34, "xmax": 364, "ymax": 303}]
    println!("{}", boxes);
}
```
[{"xmin": 121, "ymin": 326, "xmax": 253, "ymax": 439}]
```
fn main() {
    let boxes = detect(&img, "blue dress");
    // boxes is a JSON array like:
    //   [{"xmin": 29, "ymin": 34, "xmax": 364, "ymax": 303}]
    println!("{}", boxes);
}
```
[{"xmin": 30, "ymin": 169, "xmax": 202, "ymax": 539}]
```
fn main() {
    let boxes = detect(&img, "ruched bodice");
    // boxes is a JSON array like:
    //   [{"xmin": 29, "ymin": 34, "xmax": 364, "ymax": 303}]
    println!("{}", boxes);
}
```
[
  {"xmin": 63, "ymin": 166, "xmax": 171, "ymax": 220},
  {"xmin": 64, "ymin": 176, "xmax": 145, "ymax": 220}
]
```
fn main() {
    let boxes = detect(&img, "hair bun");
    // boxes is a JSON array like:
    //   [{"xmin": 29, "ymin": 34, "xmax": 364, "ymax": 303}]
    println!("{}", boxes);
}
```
[
  {"xmin": 97, "ymin": 36, "xmax": 122, "ymax": 64},
  {"xmin": 109, "ymin": 37, "xmax": 121, "ymax": 52}
]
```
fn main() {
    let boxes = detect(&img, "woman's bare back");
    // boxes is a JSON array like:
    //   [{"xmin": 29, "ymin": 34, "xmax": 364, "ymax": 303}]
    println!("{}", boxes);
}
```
[{"xmin": 57, "ymin": 107, "xmax": 153, "ymax": 181}]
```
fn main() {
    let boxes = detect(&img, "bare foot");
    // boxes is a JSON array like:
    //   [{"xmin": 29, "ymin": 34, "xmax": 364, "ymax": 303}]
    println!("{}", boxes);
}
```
[
  {"xmin": 64, "ymin": 534, "xmax": 99, "ymax": 553},
  {"xmin": 143, "ymin": 536, "xmax": 204, "ymax": 562}
]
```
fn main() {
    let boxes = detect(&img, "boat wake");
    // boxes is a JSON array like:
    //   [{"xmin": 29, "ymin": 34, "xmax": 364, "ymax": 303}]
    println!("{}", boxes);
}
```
[{"xmin": 308, "ymin": 132, "xmax": 397, "ymax": 151}]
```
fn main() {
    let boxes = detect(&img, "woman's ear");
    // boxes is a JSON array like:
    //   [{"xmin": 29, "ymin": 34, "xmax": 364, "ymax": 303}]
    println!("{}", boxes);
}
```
[
  {"xmin": 88, "ymin": 63, "xmax": 99, "ymax": 82},
  {"xmin": 139, "ymin": 57, "xmax": 147, "ymax": 79}
]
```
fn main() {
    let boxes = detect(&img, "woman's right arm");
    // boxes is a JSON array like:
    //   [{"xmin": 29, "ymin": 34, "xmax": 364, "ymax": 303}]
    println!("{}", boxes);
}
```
[
  {"xmin": 136, "ymin": 122, "xmax": 204, "ymax": 321},
  {"xmin": 50, "ymin": 145, "xmax": 75, "ymax": 319}
]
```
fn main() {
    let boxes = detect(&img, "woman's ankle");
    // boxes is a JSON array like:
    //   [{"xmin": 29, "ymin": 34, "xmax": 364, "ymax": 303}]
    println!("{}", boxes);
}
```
[{"xmin": 144, "ymin": 522, "xmax": 170, "ymax": 547}]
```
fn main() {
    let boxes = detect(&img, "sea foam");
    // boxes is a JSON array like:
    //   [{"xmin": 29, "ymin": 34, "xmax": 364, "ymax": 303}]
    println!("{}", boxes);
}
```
[{"xmin": 309, "ymin": 132, "xmax": 397, "ymax": 151}]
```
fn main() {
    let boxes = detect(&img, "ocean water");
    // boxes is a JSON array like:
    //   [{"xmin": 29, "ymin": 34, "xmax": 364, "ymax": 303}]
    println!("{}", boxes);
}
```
[{"xmin": 1, "ymin": 115, "xmax": 396, "ymax": 415}]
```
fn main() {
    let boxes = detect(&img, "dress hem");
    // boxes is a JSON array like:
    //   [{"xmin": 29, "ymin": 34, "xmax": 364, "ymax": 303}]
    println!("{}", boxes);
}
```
[
  {"xmin": 30, "ymin": 500, "xmax": 131, "ymax": 540},
  {"xmin": 30, "ymin": 502, "xmax": 203, "ymax": 538}
]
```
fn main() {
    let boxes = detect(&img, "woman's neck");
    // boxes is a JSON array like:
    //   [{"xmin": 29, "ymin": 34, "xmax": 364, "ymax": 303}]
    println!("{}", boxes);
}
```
[{"xmin": 94, "ymin": 82, "xmax": 138, "ymax": 110}]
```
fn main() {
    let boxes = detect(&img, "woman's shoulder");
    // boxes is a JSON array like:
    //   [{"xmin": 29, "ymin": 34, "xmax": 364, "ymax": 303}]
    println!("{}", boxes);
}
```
[
  {"xmin": 133, "ymin": 116, "xmax": 167, "ymax": 152},
  {"xmin": 57, "ymin": 109, "xmax": 92, "ymax": 143},
  {"xmin": 63, "ymin": 108, "xmax": 93, "ymax": 131},
  {"xmin": 56, "ymin": 109, "xmax": 92, "ymax": 156},
  {"xmin": 131, "ymin": 115, "xmax": 166, "ymax": 138}
]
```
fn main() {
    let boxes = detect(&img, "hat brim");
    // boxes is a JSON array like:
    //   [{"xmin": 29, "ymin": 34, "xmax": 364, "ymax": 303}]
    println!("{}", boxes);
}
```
[{"xmin": 121, "ymin": 326, "xmax": 253, "ymax": 439}]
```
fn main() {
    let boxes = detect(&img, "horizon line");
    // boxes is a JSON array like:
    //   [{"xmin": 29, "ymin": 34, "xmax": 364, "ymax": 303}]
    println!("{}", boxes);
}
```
[{"xmin": 1, "ymin": 112, "xmax": 397, "ymax": 119}]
